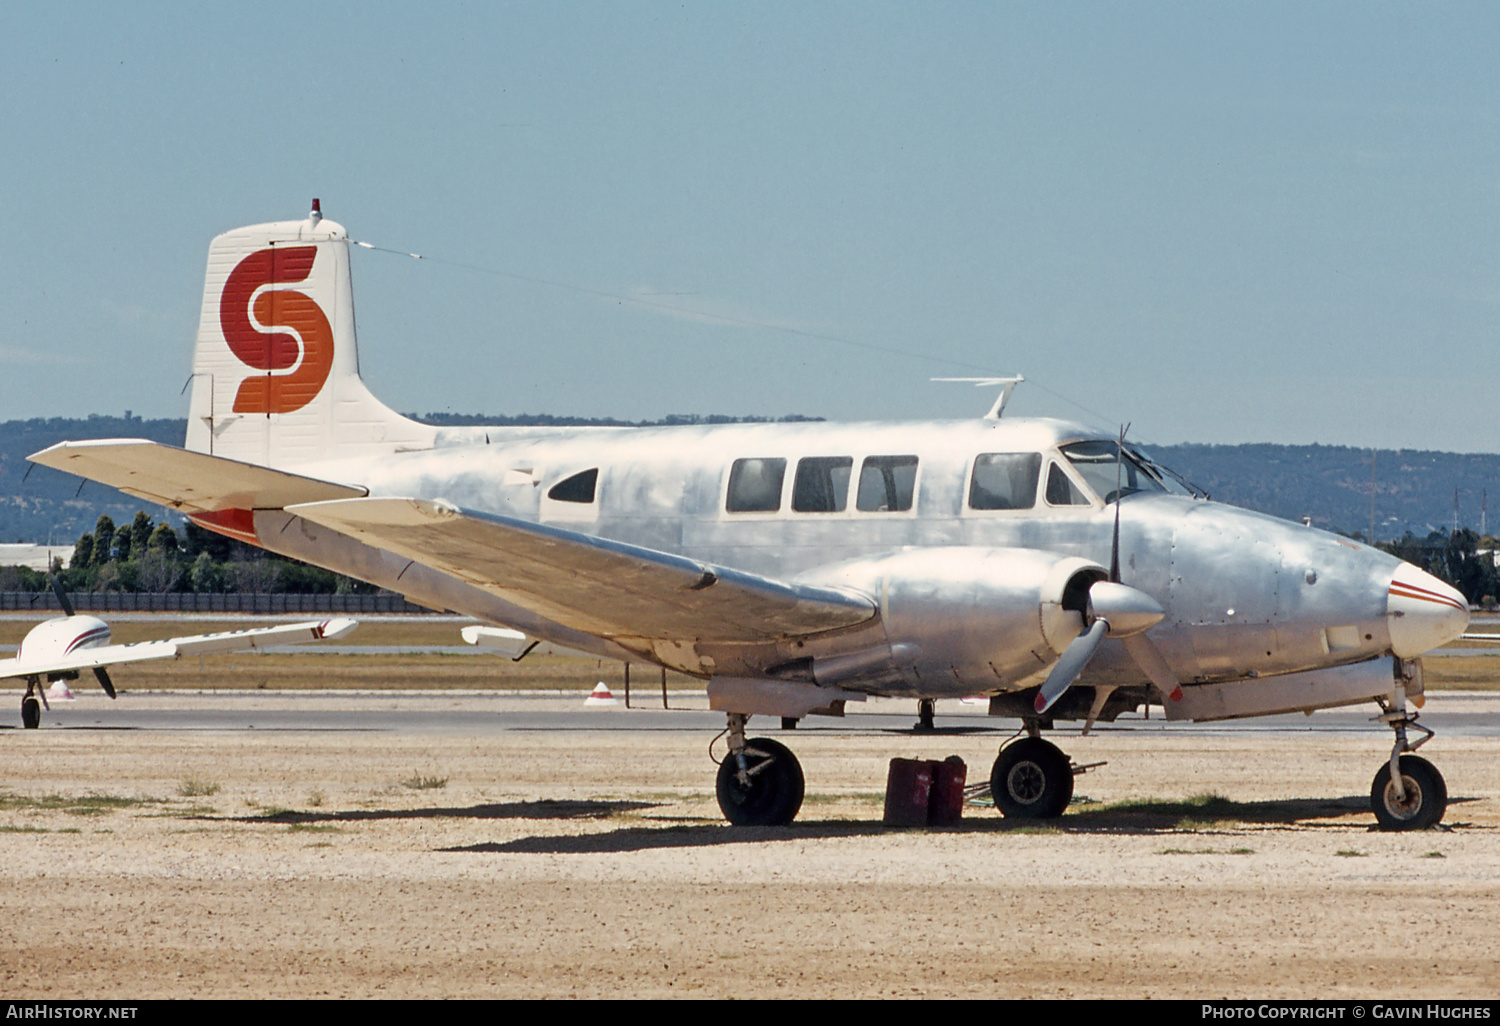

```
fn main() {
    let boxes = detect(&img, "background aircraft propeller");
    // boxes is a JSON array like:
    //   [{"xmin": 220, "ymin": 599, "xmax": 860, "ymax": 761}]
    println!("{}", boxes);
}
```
[{"xmin": 48, "ymin": 573, "xmax": 75, "ymax": 617}]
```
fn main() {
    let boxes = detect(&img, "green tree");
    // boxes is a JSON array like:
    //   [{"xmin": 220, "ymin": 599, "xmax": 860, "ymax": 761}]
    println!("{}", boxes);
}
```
[
  {"xmin": 189, "ymin": 551, "xmax": 224, "ymax": 593},
  {"xmin": 130, "ymin": 512, "xmax": 155, "ymax": 554},
  {"xmin": 92, "ymin": 515, "xmax": 115, "ymax": 567},
  {"xmin": 149, "ymin": 523, "xmax": 179, "ymax": 553}
]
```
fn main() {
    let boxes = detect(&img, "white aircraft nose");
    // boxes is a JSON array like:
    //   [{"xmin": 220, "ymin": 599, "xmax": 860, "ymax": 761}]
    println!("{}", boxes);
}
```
[{"xmin": 1387, "ymin": 564, "xmax": 1470, "ymax": 658}]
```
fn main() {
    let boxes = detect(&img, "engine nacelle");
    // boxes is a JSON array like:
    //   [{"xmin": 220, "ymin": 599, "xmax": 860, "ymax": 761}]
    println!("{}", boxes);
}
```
[{"xmin": 795, "ymin": 547, "xmax": 1106, "ymax": 694}]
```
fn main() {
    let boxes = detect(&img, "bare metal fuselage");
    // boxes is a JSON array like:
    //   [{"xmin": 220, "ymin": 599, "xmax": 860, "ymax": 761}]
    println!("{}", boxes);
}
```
[{"xmin": 263, "ymin": 415, "xmax": 1422, "ymax": 709}]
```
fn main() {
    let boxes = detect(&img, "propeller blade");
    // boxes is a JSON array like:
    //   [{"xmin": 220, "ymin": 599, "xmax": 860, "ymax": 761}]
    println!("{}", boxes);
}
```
[
  {"xmin": 93, "ymin": 666, "xmax": 116, "ymax": 699},
  {"xmin": 48, "ymin": 574, "xmax": 76, "ymax": 617},
  {"xmin": 1035, "ymin": 618, "xmax": 1108, "ymax": 714},
  {"xmin": 1122, "ymin": 633, "xmax": 1182, "ymax": 703}
]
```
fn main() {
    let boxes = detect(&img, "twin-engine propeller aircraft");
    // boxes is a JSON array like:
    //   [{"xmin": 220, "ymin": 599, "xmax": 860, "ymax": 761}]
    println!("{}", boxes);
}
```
[
  {"xmin": 4, "ymin": 577, "xmax": 357, "ymax": 728},
  {"xmin": 29, "ymin": 202, "xmax": 1471, "ymax": 829}
]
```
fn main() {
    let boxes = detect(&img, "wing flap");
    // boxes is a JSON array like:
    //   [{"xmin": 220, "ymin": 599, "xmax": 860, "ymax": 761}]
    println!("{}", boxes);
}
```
[
  {"xmin": 27, "ymin": 439, "xmax": 365, "ymax": 512},
  {"xmin": 287, "ymin": 497, "xmax": 875, "ymax": 642}
]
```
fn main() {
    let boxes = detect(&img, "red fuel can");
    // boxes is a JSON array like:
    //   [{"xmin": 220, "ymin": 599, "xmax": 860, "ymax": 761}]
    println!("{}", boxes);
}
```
[
  {"xmin": 883, "ymin": 758, "xmax": 934, "ymax": 826},
  {"xmin": 929, "ymin": 756, "xmax": 967, "ymax": 825}
]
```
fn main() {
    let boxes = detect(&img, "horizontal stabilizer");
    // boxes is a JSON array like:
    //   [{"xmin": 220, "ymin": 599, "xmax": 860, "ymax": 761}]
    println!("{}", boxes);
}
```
[
  {"xmin": 287, "ymin": 497, "xmax": 876, "ymax": 643},
  {"xmin": 27, "ymin": 439, "xmax": 366, "ymax": 513}
]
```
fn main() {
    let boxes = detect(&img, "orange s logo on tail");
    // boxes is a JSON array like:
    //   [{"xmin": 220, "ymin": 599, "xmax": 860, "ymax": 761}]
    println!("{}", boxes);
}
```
[{"xmin": 220, "ymin": 246, "xmax": 334, "ymax": 414}]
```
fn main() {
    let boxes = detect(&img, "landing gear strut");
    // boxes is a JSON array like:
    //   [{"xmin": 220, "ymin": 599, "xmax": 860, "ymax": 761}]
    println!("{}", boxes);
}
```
[
  {"xmin": 990, "ymin": 736, "xmax": 1074, "ymax": 819},
  {"xmin": 716, "ymin": 713, "xmax": 805, "ymax": 826},
  {"xmin": 914, "ymin": 699, "xmax": 935, "ymax": 732},
  {"xmin": 1371, "ymin": 668, "xmax": 1446, "ymax": 831}
]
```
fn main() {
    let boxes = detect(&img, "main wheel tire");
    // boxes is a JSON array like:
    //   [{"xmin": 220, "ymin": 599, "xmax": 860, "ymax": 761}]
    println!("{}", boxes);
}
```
[
  {"xmin": 991, "ymin": 737, "xmax": 1074, "ymax": 819},
  {"xmin": 21, "ymin": 696, "xmax": 40, "ymax": 730},
  {"xmin": 716, "ymin": 737, "xmax": 805, "ymax": 826},
  {"xmin": 1371, "ymin": 755, "xmax": 1447, "ymax": 831}
]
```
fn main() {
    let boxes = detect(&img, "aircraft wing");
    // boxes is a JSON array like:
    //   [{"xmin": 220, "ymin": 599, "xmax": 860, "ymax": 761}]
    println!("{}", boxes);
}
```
[
  {"xmin": 286, "ymin": 497, "xmax": 876, "ymax": 642},
  {"xmin": 27, "ymin": 439, "xmax": 365, "ymax": 513},
  {"xmin": 0, "ymin": 618, "xmax": 357, "ymax": 679}
]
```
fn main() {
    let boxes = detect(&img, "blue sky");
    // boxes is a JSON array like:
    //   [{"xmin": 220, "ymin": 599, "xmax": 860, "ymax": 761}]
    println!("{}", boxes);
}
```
[{"xmin": 3, "ymin": 2, "xmax": 1497, "ymax": 450}]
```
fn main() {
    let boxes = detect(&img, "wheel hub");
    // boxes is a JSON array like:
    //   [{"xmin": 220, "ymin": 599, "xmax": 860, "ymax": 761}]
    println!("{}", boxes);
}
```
[
  {"xmin": 1006, "ymin": 761, "xmax": 1046, "ymax": 804},
  {"xmin": 1382, "ymin": 777, "xmax": 1422, "ymax": 819}
]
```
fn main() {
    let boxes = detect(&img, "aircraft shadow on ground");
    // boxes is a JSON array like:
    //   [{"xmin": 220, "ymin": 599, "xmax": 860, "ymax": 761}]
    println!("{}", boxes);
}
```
[
  {"xmin": 199, "ymin": 793, "xmax": 1484, "ymax": 852},
  {"xmin": 213, "ymin": 798, "xmax": 662, "ymax": 825},
  {"xmin": 439, "ymin": 820, "xmax": 887, "ymax": 854},
  {"xmin": 436, "ymin": 793, "xmax": 1485, "ymax": 855}
]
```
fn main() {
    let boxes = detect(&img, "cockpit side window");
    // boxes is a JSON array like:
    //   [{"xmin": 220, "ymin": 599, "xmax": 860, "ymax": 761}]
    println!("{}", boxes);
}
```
[
  {"xmin": 1044, "ymin": 462, "xmax": 1090, "ymax": 506},
  {"xmin": 856, "ymin": 455, "xmax": 918, "ymax": 512},
  {"xmin": 792, "ymin": 457, "xmax": 852, "ymax": 513},
  {"xmin": 1060, "ymin": 441, "xmax": 1167, "ymax": 503},
  {"xmin": 969, "ymin": 453, "xmax": 1042, "ymax": 510},
  {"xmin": 547, "ymin": 468, "xmax": 598, "ymax": 504},
  {"xmin": 726, "ymin": 458, "xmax": 787, "ymax": 513}
]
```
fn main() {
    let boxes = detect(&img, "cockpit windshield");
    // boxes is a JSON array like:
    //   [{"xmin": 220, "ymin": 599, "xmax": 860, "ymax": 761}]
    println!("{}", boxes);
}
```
[{"xmin": 1060, "ymin": 440, "xmax": 1194, "ymax": 503}]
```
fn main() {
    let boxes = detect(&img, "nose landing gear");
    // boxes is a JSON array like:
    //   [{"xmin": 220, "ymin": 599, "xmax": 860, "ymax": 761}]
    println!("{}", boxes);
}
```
[
  {"xmin": 1371, "ymin": 669, "xmax": 1446, "ymax": 831},
  {"xmin": 21, "ymin": 676, "xmax": 43, "ymax": 729}
]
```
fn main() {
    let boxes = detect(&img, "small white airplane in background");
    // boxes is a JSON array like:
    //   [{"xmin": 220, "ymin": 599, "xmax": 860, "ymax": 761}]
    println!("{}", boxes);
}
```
[
  {"xmin": 28, "ymin": 202, "xmax": 1473, "ymax": 831},
  {"xmin": 4, "ymin": 578, "xmax": 356, "ymax": 728}
]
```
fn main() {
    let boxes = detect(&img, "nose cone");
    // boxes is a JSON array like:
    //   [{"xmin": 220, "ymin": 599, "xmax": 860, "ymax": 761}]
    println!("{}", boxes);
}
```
[{"xmin": 1387, "ymin": 564, "xmax": 1470, "ymax": 658}]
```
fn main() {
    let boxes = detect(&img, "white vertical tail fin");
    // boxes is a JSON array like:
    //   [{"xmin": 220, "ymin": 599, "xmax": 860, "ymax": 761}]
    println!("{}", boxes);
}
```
[{"xmin": 185, "ymin": 202, "xmax": 436, "ymax": 468}]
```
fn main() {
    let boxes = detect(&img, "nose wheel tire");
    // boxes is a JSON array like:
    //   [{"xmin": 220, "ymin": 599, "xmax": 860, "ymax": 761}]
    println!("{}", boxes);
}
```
[
  {"xmin": 21, "ymin": 696, "xmax": 40, "ymax": 730},
  {"xmin": 716, "ymin": 737, "xmax": 805, "ymax": 826},
  {"xmin": 991, "ymin": 737, "xmax": 1073, "ymax": 819},
  {"xmin": 1371, "ymin": 755, "xmax": 1447, "ymax": 831}
]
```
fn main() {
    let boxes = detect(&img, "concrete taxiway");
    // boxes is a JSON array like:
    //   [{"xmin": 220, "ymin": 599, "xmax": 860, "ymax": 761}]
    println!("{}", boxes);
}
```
[{"xmin": 10, "ymin": 688, "xmax": 1500, "ymax": 738}]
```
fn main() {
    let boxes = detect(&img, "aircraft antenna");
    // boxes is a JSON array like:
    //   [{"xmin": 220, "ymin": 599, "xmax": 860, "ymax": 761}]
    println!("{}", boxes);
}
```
[{"xmin": 930, "ymin": 375, "xmax": 1024, "ymax": 419}]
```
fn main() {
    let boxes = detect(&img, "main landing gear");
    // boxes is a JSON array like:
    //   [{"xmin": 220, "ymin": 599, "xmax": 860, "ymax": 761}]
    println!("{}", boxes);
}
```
[
  {"xmin": 990, "ymin": 735, "xmax": 1074, "ymax": 819},
  {"xmin": 715, "ymin": 713, "xmax": 805, "ymax": 826},
  {"xmin": 1371, "ymin": 674, "xmax": 1446, "ymax": 831},
  {"xmin": 711, "ymin": 713, "xmax": 1083, "ymax": 827}
]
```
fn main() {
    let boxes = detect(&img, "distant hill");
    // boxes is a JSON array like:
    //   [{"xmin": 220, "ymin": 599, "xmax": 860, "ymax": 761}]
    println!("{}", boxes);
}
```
[
  {"xmin": 1145, "ymin": 443, "xmax": 1500, "ymax": 540},
  {"xmin": 0, "ymin": 415, "xmax": 186, "ymax": 546},
  {"xmin": 2, "ymin": 416, "xmax": 1496, "ymax": 545}
]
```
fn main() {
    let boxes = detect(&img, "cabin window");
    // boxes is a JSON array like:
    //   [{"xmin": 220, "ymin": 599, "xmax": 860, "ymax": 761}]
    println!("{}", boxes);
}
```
[
  {"xmin": 727, "ymin": 458, "xmax": 786, "ymax": 513},
  {"xmin": 856, "ymin": 455, "xmax": 918, "ymax": 512},
  {"xmin": 969, "ymin": 453, "xmax": 1041, "ymax": 510},
  {"xmin": 792, "ymin": 457, "xmax": 852, "ymax": 513},
  {"xmin": 1044, "ymin": 462, "xmax": 1090, "ymax": 506},
  {"xmin": 547, "ymin": 468, "xmax": 599, "ymax": 504}
]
